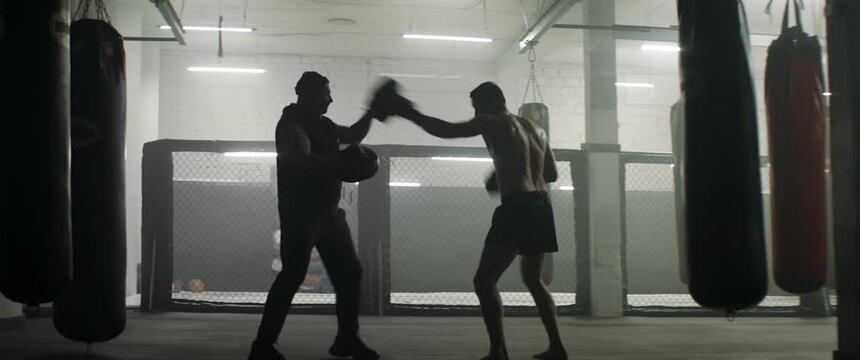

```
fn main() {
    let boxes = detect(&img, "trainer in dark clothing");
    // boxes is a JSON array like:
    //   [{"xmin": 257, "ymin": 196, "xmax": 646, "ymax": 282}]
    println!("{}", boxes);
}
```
[
  {"xmin": 249, "ymin": 71, "xmax": 381, "ymax": 360},
  {"xmin": 276, "ymin": 103, "xmax": 343, "ymax": 213}
]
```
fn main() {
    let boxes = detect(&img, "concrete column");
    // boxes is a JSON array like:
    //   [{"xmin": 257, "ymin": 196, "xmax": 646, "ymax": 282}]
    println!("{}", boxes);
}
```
[
  {"xmin": 581, "ymin": 0, "xmax": 623, "ymax": 317},
  {"xmin": 826, "ymin": 0, "xmax": 860, "ymax": 358},
  {"xmin": 358, "ymin": 155, "xmax": 391, "ymax": 315}
]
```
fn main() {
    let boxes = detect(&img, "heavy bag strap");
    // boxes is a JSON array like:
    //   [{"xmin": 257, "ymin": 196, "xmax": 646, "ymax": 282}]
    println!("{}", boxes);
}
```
[{"xmin": 764, "ymin": 0, "xmax": 804, "ymax": 33}]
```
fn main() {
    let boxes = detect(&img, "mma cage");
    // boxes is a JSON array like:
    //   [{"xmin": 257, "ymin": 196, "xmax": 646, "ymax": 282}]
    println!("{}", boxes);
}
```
[{"xmin": 140, "ymin": 140, "xmax": 836, "ymax": 316}]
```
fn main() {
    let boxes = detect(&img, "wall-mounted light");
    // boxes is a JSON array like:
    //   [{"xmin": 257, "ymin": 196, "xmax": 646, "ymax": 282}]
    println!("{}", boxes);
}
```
[
  {"xmin": 559, "ymin": 185, "xmax": 574, "ymax": 191},
  {"xmin": 431, "ymin": 156, "xmax": 493, "ymax": 162},
  {"xmin": 403, "ymin": 34, "xmax": 492, "ymax": 43},
  {"xmin": 161, "ymin": 25, "xmax": 254, "ymax": 33},
  {"xmin": 188, "ymin": 67, "xmax": 266, "ymax": 74},
  {"xmin": 823, "ymin": 92, "xmax": 832, "ymax": 97},
  {"xmin": 615, "ymin": 82, "xmax": 655, "ymax": 88},
  {"xmin": 224, "ymin": 152, "xmax": 277, "ymax": 157},
  {"xmin": 641, "ymin": 44, "xmax": 681, "ymax": 52},
  {"xmin": 390, "ymin": 182, "xmax": 422, "ymax": 187}
]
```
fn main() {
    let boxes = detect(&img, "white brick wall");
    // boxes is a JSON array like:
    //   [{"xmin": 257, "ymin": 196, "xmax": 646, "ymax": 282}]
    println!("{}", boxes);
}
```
[
  {"xmin": 160, "ymin": 49, "xmax": 775, "ymax": 154},
  {"xmin": 498, "ymin": 61, "xmax": 587, "ymax": 150},
  {"xmin": 160, "ymin": 50, "xmax": 596, "ymax": 150},
  {"xmin": 159, "ymin": 51, "xmax": 500, "ymax": 148}
]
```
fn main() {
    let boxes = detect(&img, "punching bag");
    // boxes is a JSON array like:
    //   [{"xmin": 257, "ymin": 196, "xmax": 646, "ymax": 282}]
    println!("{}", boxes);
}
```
[
  {"xmin": 764, "ymin": 0, "xmax": 827, "ymax": 294},
  {"xmin": 678, "ymin": 0, "xmax": 768, "ymax": 313},
  {"xmin": 0, "ymin": 0, "xmax": 73, "ymax": 306},
  {"xmin": 669, "ymin": 99, "xmax": 689, "ymax": 285},
  {"xmin": 518, "ymin": 102, "xmax": 554, "ymax": 284},
  {"xmin": 53, "ymin": 19, "xmax": 127, "ymax": 343}
]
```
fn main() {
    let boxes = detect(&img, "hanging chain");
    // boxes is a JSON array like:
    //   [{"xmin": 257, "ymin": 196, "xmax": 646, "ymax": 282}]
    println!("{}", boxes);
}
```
[
  {"xmin": 73, "ymin": 0, "xmax": 92, "ymax": 20},
  {"xmin": 482, "ymin": 0, "xmax": 490, "ymax": 37},
  {"xmin": 73, "ymin": 0, "xmax": 112, "ymax": 23},
  {"xmin": 95, "ymin": 0, "xmax": 112, "ymax": 23},
  {"xmin": 521, "ymin": 44, "xmax": 544, "ymax": 105}
]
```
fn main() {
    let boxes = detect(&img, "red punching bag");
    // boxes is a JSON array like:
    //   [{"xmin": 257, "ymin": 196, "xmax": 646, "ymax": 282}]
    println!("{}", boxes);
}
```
[
  {"xmin": 678, "ymin": 0, "xmax": 768, "ymax": 313},
  {"xmin": 764, "ymin": 0, "xmax": 827, "ymax": 294},
  {"xmin": 53, "ymin": 18, "xmax": 127, "ymax": 343},
  {"xmin": 0, "ymin": 0, "xmax": 73, "ymax": 306}
]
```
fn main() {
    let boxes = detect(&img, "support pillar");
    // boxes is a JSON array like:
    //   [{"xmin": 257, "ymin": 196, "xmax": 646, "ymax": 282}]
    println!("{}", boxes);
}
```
[
  {"xmin": 580, "ymin": 0, "xmax": 624, "ymax": 317},
  {"xmin": 827, "ymin": 0, "xmax": 860, "ymax": 358}
]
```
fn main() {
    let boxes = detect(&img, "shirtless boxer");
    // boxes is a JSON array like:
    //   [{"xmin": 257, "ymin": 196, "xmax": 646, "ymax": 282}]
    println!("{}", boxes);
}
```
[{"xmin": 398, "ymin": 82, "xmax": 568, "ymax": 360}]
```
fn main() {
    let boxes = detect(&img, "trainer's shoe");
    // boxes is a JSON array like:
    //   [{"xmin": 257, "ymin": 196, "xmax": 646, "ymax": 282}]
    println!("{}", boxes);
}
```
[{"xmin": 329, "ymin": 336, "xmax": 380, "ymax": 360}]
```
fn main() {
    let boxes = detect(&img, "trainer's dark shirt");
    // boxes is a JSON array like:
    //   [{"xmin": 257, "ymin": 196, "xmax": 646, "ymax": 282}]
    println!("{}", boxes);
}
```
[{"xmin": 275, "ymin": 104, "xmax": 342, "ymax": 216}]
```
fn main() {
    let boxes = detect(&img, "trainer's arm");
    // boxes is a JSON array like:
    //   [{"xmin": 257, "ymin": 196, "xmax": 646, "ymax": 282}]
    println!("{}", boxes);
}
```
[
  {"xmin": 277, "ymin": 121, "xmax": 339, "ymax": 176},
  {"xmin": 337, "ymin": 111, "xmax": 374, "ymax": 144},
  {"xmin": 400, "ymin": 107, "xmax": 480, "ymax": 139}
]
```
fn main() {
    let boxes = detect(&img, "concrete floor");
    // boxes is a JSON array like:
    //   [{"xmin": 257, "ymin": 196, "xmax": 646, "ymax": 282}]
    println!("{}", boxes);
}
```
[{"xmin": 0, "ymin": 312, "xmax": 837, "ymax": 360}]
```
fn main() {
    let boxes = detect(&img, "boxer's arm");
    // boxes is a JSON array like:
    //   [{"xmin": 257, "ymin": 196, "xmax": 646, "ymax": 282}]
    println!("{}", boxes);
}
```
[
  {"xmin": 544, "ymin": 147, "xmax": 559, "ymax": 183},
  {"xmin": 535, "ymin": 127, "xmax": 558, "ymax": 183},
  {"xmin": 400, "ymin": 107, "xmax": 480, "ymax": 139}
]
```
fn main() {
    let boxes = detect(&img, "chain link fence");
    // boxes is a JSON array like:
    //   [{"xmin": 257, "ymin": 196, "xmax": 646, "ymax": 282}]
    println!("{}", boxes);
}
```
[
  {"xmin": 388, "ymin": 156, "xmax": 577, "ymax": 310},
  {"xmin": 621, "ymin": 156, "xmax": 822, "ymax": 314},
  {"xmin": 169, "ymin": 151, "xmax": 358, "ymax": 307},
  {"xmin": 143, "ymin": 141, "xmax": 830, "ymax": 316},
  {"xmin": 144, "ymin": 142, "xmax": 579, "ymax": 314}
]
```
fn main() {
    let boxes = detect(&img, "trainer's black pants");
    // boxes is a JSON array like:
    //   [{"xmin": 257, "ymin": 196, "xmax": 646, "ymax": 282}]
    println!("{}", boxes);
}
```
[{"xmin": 256, "ymin": 207, "xmax": 361, "ymax": 344}]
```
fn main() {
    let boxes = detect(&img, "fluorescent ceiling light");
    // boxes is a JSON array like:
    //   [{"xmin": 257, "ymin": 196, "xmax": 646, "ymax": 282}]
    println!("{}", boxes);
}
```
[
  {"xmin": 615, "ymin": 82, "xmax": 655, "ymax": 88},
  {"xmin": 224, "ymin": 151, "xmax": 277, "ymax": 157},
  {"xmin": 402, "ymin": 34, "xmax": 492, "ymax": 43},
  {"xmin": 380, "ymin": 73, "xmax": 437, "ymax": 79},
  {"xmin": 431, "ymin": 156, "xmax": 493, "ymax": 162},
  {"xmin": 641, "ymin": 44, "xmax": 681, "ymax": 52},
  {"xmin": 174, "ymin": 177, "xmax": 243, "ymax": 183},
  {"xmin": 379, "ymin": 73, "xmax": 462, "ymax": 80},
  {"xmin": 161, "ymin": 25, "xmax": 254, "ymax": 32},
  {"xmin": 389, "ymin": 182, "xmax": 421, "ymax": 187},
  {"xmin": 559, "ymin": 185, "xmax": 574, "ymax": 191},
  {"xmin": 188, "ymin": 67, "xmax": 265, "ymax": 73}
]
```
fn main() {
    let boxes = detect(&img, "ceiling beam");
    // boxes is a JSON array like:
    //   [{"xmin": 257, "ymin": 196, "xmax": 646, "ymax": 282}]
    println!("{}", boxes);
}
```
[
  {"xmin": 552, "ymin": 24, "xmax": 679, "ymax": 42},
  {"xmin": 496, "ymin": 0, "xmax": 581, "ymax": 74},
  {"xmin": 150, "ymin": 0, "xmax": 186, "ymax": 45},
  {"xmin": 516, "ymin": 0, "xmax": 582, "ymax": 53}
]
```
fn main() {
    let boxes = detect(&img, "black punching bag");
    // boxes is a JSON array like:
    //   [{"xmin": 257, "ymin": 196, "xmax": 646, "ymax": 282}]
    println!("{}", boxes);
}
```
[
  {"xmin": 678, "ymin": 0, "xmax": 768, "ymax": 313},
  {"xmin": 518, "ymin": 102, "xmax": 554, "ymax": 284},
  {"xmin": 53, "ymin": 19, "xmax": 127, "ymax": 343},
  {"xmin": 0, "ymin": 0, "xmax": 73, "ymax": 306}
]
